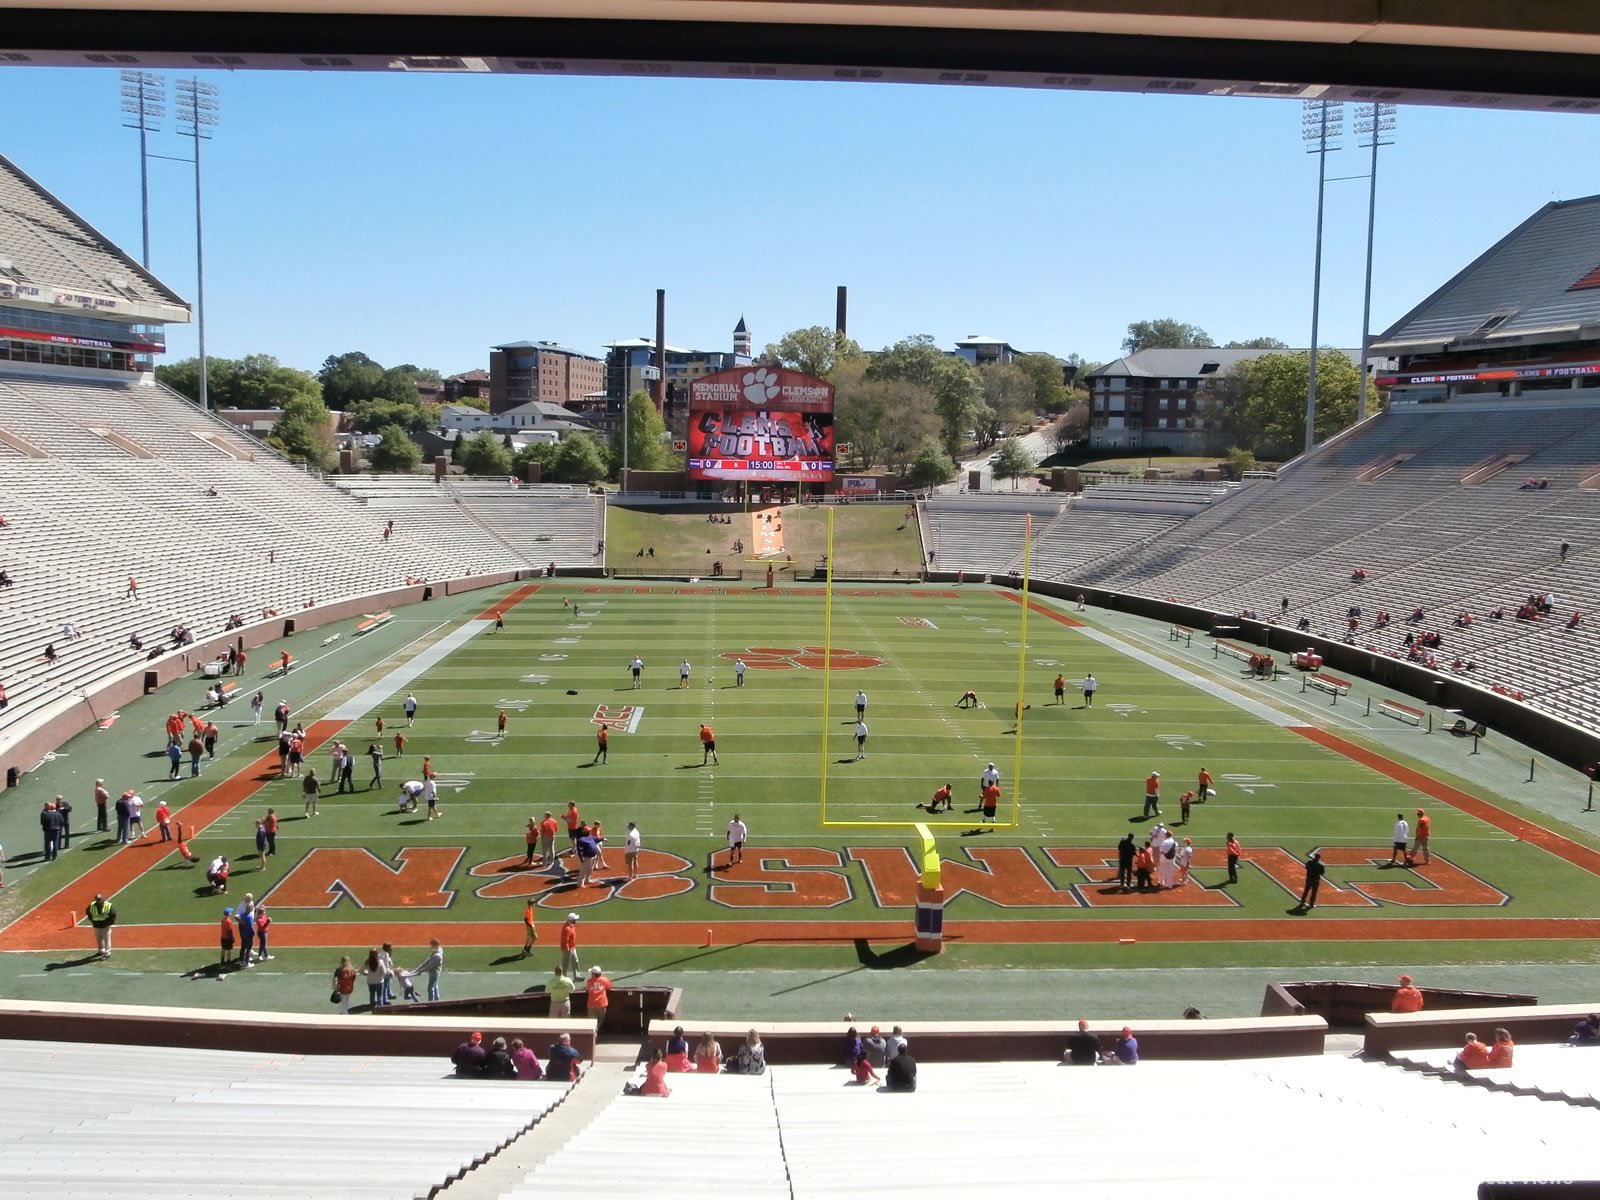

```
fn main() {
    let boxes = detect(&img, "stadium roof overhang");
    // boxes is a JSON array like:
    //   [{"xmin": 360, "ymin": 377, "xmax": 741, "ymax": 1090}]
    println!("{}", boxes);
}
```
[{"xmin": 4, "ymin": 2, "xmax": 1600, "ymax": 114}]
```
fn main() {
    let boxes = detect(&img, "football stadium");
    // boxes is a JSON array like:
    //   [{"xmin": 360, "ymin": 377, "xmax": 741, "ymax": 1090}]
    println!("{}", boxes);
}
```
[{"xmin": 4, "ymin": 7, "xmax": 1600, "ymax": 1199}]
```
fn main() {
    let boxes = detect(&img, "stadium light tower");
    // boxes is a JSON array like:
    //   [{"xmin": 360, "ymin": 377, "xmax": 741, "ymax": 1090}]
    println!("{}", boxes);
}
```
[
  {"xmin": 1356, "ymin": 103, "xmax": 1398, "ymax": 423},
  {"xmin": 1301, "ymin": 99, "xmax": 1344, "ymax": 458},
  {"xmin": 175, "ymin": 77, "xmax": 218, "ymax": 412},
  {"xmin": 119, "ymin": 70, "xmax": 165, "ymax": 270}
]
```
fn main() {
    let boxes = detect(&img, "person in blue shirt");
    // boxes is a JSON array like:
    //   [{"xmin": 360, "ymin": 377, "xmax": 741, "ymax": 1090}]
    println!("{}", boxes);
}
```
[
  {"xmin": 1110, "ymin": 1027, "xmax": 1139, "ymax": 1065},
  {"xmin": 546, "ymin": 1033, "xmax": 584, "ymax": 1081}
]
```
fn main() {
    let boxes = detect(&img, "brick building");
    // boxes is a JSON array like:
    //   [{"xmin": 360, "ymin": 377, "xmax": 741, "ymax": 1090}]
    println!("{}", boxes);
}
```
[{"xmin": 488, "ymin": 341, "xmax": 604, "ymax": 414}]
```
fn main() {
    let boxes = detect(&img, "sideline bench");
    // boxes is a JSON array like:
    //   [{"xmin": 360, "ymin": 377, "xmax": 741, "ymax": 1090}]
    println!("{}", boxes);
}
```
[
  {"xmin": 1169, "ymin": 624, "xmax": 1194, "ymax": 646},
  {"xmin": 355, "ymin": 610, "xmax": 393, "ymax": 636},
  {"xmin": 1378, "ymin": 698, "xmax": 1425, "ymax": 726},
  {"xmin": 1305, "ymin": 672, "xmax": 1352, "ymax": 702},
  {"xmin": 1214, "ymin": 640, "xmax": 1253, "ymax": 664}
]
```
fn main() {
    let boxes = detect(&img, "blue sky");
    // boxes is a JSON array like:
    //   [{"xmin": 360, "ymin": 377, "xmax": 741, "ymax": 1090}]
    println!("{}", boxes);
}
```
[{"xmin": 2, "ymin": 66, "xmax": 1597, "ymax": 375}]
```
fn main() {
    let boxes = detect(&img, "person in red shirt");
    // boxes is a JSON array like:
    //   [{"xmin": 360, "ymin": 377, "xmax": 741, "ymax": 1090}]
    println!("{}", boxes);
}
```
[
  {"xmin": 1454, "ymin": 1032, "xmax": 1492, "ymax": 1070},
  {"xmin": 564, "ymin": 802, "xmax": 582, "ymax": 859},
  {"xmin": 1488, "ymin": 1027, "xmax": 1515, "ymax": 1067},
  {"xmin": 1391, "ymin": 974, "xmax": 1424, "ymax": 1013},
  {"xmin": 1225, "ymin": 832, "xmax": 1243, "ymax": 884},
  {"xmin": 593, "ymin": 726, "xmax": 608, "ymax": 765},
  {"xmin": 279, "ymin": 650, "xmax": 291, "ymax": 675},
  {"xmin": 699, "ymin": 723, "xmax": 718, "ymax": 766},
  {"xmin": 497, "ymin": 710, "xmax": 508, "ymax": 737},
  {"xmin": 234, "ymin": 649, "xmax": 247, "ymax": 676},
  {"xmin": 639, "ymin": 1048, "xmax": 672, "ymax": 1097},
  {"xmin": 979, "ymin": 782, "xmax": 1001, "ymax": 825},
  {"xmin": 538, "ymin": 811, "xmax": 560, "ymax": 866},
  {"xmin": 1413, "ymin": 808, "xmax": 1431, "ymax": 865},
  {"xmin": 155, "ymin": 800, "xmax": 172, "ymax": 843},
  {"xmin": 263, "ymin": 807, "xmax": 278, "ymax": 857},
  {"xmin": 1053, "ymin": 674, "xmax": 1066, "ymax": 704},
  {"xmin": 927, "ymin": 783, "xmax": 953, "ymax": 813},
  {"xmin": 586, "ymin": 966, "xmax": 612, "ymax": 1030},
  {"xmin": 219, "ymin": 908, "xmax": 236, "ymax": 967},
  {"xmin": 393, "ymin": 731, "xmax": 406, "ymax": 759}
]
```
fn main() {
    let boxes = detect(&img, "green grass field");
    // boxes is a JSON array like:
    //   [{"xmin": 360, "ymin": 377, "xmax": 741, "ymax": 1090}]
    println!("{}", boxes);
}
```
[
  {"xmin": 603, "ymin": 505, "xmax": 923, "ymax": 577},
  {"xmin": 4, "ymin": 570, "xmax": 1599, "ymax": 1016}
]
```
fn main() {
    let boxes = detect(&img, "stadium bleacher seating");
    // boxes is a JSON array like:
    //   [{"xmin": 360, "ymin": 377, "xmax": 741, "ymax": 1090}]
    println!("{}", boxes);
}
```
[{"xmin": 0, "ymin": 1037, "xmax": 570, "ymax": 1200}]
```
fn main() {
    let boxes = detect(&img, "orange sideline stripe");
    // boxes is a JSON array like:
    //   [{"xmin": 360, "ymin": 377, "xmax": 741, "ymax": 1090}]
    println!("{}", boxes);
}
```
[
  {"xmin": 997, "ymin": 592, "xmax": 1083, "ymax": 627},
  {"xmin": 475, "ymin": 582, "xmax": 543, "ymax": 620}
]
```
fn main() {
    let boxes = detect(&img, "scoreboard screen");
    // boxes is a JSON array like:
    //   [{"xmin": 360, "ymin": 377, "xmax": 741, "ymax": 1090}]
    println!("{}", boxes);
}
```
[{"xmin": 686, "ymin": 367, "xmax": 834, "ymax": 482}]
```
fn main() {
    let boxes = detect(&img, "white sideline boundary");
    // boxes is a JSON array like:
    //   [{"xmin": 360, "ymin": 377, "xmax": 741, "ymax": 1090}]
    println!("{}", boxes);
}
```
[
  {"xmin": 326, "ymin": 618, "xmax": 492, "ymax": 721},
  {"xmin": 1073, "ymin": 625, "xmax": 1307, "ymax": 729}
]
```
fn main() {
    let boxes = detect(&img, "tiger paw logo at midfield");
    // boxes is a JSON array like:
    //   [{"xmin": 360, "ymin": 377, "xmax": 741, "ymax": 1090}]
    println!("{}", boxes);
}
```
[
  {"xmin": 741, "ymin": 367, "xmax": 782, "ymax": 404},
  {"xmin": 721, "ymin": 646, "xmax": 884, "ymax": 671}
]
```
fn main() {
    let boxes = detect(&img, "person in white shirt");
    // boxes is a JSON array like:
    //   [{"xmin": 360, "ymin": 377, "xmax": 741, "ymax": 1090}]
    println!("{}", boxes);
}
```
[
  {"xmin": 679, "ymin": 659, "xmax": 691, "ymax": 689},
  {"xmin": 734, "ymin": 658, "xmax": 747, "ymax": 687},
  {"xmin": 397, "ymin": 780, "xmax": 424, "ymax": 813},
  {"xmin": 1390, "ymin": 813, "xmax": 1411, "ymax": 864},
  {"xmin": 855, "ymin": 690, "xmax": 868, "ymax": 718},
  {"xmin": 886, "ymin": 1026, "xmax": 908, "ymax": 1060},
  {"xmin": 854, "ymin": 720, "xmax": 868, "ymax": 759},
  {"xmin": 629, "ymin": 656, "xmax": 644, "ymax": 689},
  {"xmin": 624, "ymin": 822, "xmax": 641, "ymax": 880},
  {"xmin": 1175, "ymin": 837, "xmax": 1194, "ymax": 886},
  {"xmin": 404, "ymin": 693, "xmax": 418, "ymax": 726},
  {"xmin": 1156, "ymin": 833, "xmax": 1178, "ymax": 889},
  {"xmin": 980, "ymin": 763, "xmax": 1001, "ymax": 791},
  {"xmin": 424, "ymin": 776, "xmax": 441, "ymax": 821},
  {"xmin": 1081, "ymin": 674, "xmax": 1097, "ymax": 707},
  {"xmin": 725, "ymin": 815, "xmax": 748, "ymax": 867},
  {"xmin": 128, "ymin": 793, "xmax": 145, "ymax": 839}
]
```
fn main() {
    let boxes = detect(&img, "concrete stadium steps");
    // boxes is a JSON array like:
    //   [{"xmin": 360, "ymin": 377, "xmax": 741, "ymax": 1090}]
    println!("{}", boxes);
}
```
[{"xmin": 0, "ymin": 1039, "xmax": 569, "ymax": 1200}]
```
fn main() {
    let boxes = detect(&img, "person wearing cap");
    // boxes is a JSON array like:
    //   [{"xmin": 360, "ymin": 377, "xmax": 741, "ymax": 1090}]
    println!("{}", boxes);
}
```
[
  {"xmin": 452, "ymin": 1031, "xmax": 488, "ymax": 1077},
  {"xmin": 980, "ymin": 762, "xmax": 1001, "ymax": 792},
  {"xmin": 863, "ymin": 1026, "xmax": 889, "ymax": 1068},
  {"xmin": 1413, "ymin": 808, "xmax": 1431, "ymax": 865},
  {"xmin": 483, "ymin": 1036, "xmax": 518, "ymax": 1079},
  {"xmin": 586, "ymin": 966, "xmax": 612, "ymax": 1031},
  {"xmin": 1109, "ymin": 1027, "xmax": 1139, "ymax": 1065},
  {"xmin": 546, "ymin": 965, "xmax": 576, "ymax": 1017},
  {"xmin": 560, "ymin": 913, "xmax": 581, "ymax": 977},
  {"xmin": 1063, "ymin": 1018, "xmax": 1100, "ymax": 1066},
  {"xmin": 86, "ymin": 893, "xmax": 116, "ymax": 959},
  {"xmin": 1143, "ymin": 771, "xmax": 1161, "ymax": 818},
  {"xmin": 1392, "ymin": 974, "xmax": 1425, "ymax": 1013},
  {"xmin": 546, "ymin": 1032, "xmax": 584, "ymax": 1082},
  {"xmin": 1298, "ymin": 850, "xmax": 1326, "ymax": 911}
]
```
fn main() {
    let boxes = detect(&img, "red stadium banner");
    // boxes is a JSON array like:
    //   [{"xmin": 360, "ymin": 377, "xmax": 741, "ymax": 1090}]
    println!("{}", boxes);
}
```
[{"xmin": 687, "ymin": 366, "xmax": 834, "ymax": 482}]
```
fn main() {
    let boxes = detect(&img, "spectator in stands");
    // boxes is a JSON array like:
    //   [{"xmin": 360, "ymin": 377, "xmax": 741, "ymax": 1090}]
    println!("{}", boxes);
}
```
[
  {"xmin": 42, "ymin": 643, "xmax": 58, "ymax": 665},
  {"xmin": 1391, "ymin": 974, "xmax": 1424, "ymax": 1013},
  {"xmin": 1374, "ymin": 611, "xmax": 1390, "ymax": 628},
  {"xmin": 1063, "ymin": 1018, "xmax": 1100, "ymax": 1066},
  {"xmin": 1408, "ymin": 608, "xmax": 1425, "ymax": 623},
  {"xmin": 1455, "ymin": 612, "xmax": 1474, "ymax": 627},
  {"xmin": 1453, "ymin": 1032, "xmax": 1492, "ymax": 1071},
  {"xmin": 1295, "ymin": 616, "xmax": 1311, "ymax": 632},
  {"xmin": 1569, "ymin": 1014, "xmax": 1599, "ymax": 1045},
  {"xmin": 452, "ymin": 1032, "xmax": 487, "ymax": 1077},
  {"xmin": 842, "ymin": 1026, "xmax": 865, "ymax": 1069},
  {"xmin": 1488, "ymin": 607, "xmax": 1506, "ymax": 620},
  {"xmin": 639, "ymin": 1048, "xmax": 673, "ymax": 1096},
  {"xmin": 510, "ymin": 1038, "xmax": 543, "ymax": 1079},
  {"xmin": 1488, "ymin": 1028, "xmax": 1515, "ymax": 1067},
  {"xmin": 695, "ymin": 1032, "xmax": 724, "ymax": 1074},
  {"xmin": 1108, "ymin": 1027, "xmax": 1139, "ymax": 1065},
  {"xmin": 1561, "ymin": 541, "xmax": 1571, "ymax": 563},
  {"xmin": 483, "ymin": 1037, "xmax": 518, "ymax": 1079},
  {"xmin": 665, "ymin": 1026, "xmax": 692, "ymax": 1072},
  {"xmin": 0, "ymin": 568, "xmax": 11, "ymax": 588},
  {"xmin": 885, "ymin": 1045, "xmax": 917, "ymax": 1092},
  {"xmin": 850, "ymin": 1042, "xmax": 881, "ymax": 1086},
  {"xmin": 545, "ymin": 1033, "xmax": 584, "ymax": 1082},
  {"xmin": 1569, "ymin": 612, "xmax": 1583, "ymax": 629},
  {"xmin": 728, "ymin": 1029, "xmax": 766, "ymax": 1075}
]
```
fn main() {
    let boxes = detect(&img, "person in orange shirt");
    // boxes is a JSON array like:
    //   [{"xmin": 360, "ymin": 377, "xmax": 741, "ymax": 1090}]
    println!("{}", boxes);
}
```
[
  {"xmin": 1179, "ymin": 790, "xmax": 1194, "ymax": 825},
  {"xmin": 591, "ymin": 819, "xmax": 608, "ymax": 870},
  {"xmin": 155, "ymin": 800, "xmax": 172, "ymax": 843},
  {"xmin": 1053, "ymin": 673, "xmax": 1066, "ymax": 704},
  {"xmin": 564, "ymin": 802, "xmax": 582, "ymax": 860},
  {"xmin": 1133, "ymin": 842, "xmax": 1155, "ymax": 891},
  {"xmin": 1413, "ymin": 808, "xmax": 1431, "ymax": 865},
  {"xmin": 1143, "ymin": 771, "xmax": 1161, "ymax": 818},
  {"xmin": 559, "ymin": 912, "xmax": 581, "ymax": 976},
  {"xmin": 593, "ymin": 726, "xmax": 608, "ymax": 765},
  {"xmin": 1391, "ymin": 974, "xmax": 1424, "ymax": 1013},
  {"xmin": 979, "ymin": 782, "xmax": 1001, "ymax": 824},
  {"xmin": 393, "ymin": 731, "xmax": 406, "ymax": 759},
  {"xmin": 521, "ymin": 900, "xmax": 538, "ymax": 958},
  {"xmin": 1488, "ymin": 1027, "xmax": 1515, "ymax": 1067},
  {"xmin": 586, "ymin": 965, "xmax": 612, "ymax": 1030},
  {"xmin": 639, "ymin": 1048, "xmax": 672, "ymax": 1097},
  {"xmin": 376, "ymin": 714, "xmax": 385, "ymax": 736},
  {"xmin": 1197, "ymin": 766, "xmax": 1213, "ymax": 802},
  {"xmin": 1225, "ymin": 832, "xmax": 1243, "ymax": 884},
  {"xmin": 1454, "ymin": 1031, "xmax": 1492, "ymax": 1070},
  {"xmin": 279, "ymin": 650, "xmax": 291, "ymax": 675},
  {"xmin": 699, "ymin": 723, "xmax": 718, "ymax": 766},
  {"xmin": 927, "ymin": 783, "xmax": 953, "ymax": 813},
  {"xmin": 538, "ymin": 811, "xmax": 560, "ymax": 866}
]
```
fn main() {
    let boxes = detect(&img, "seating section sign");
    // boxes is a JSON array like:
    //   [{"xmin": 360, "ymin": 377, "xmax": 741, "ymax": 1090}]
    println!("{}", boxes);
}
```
[{"xmin": 687, "ymin": 366, "xmax": 834, "ymax": 482}]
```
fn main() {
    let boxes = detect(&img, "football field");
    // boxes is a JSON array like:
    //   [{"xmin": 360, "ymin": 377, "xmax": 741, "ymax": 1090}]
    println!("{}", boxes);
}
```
[{"xmin": 6, "ymin": 578, "xmax": 1600, "ymax": 995}]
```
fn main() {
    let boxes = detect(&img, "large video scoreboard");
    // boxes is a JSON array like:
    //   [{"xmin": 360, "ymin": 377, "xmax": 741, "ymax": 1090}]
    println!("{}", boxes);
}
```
[{"xmin": 686, "ymin": 366, "xmax": 834, "ymax": 482}]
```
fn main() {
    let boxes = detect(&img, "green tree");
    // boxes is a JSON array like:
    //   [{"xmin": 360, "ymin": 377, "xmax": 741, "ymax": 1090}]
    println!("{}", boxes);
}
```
[
  {"xmin": 1212, "ymin": 350, "xmax": 1367, "ymax": 458},
  {"xmin": 395, "ymin": 363, "xmax": 443, "ymax": 385},
  {"xmin": 905, "ymin": 439, "xmax": 956, "ymax": 490},
  {"xmin": 454, "ymin": 429, "xmax": 513, "ymax": 476},
  {"xmin": 551, "ymin": 433, "xmax": 608, "ymax": 484},
  {"xmin": 157, "ymin": 354, "xmax": 322, "ymax": 410},
  {"xmin": 1121, "ymin": 319, "xmax": 1213, "ymax": 355},
  {"xmin": 865, "ymin": 335, "xmax": 979, "ymax": 458},
  {"xmin": 318, "ymin": 352, "xmax": 420, "ymax": 410},
  {"xmin": 368, "ymin": 423, "xmax": 422, "ymax": 473},
  {"xmin": 348, "ymin": 397, "xmax": 434, "ymax": 435},
  {"xmin": 1047, "ymin": 403, "xmax": 1090, "ymax": 455},
  {"xmin": 513, "ymin": 440, "xmax": 560, "ymax": 480},
  {"xmin": 1013, "ymin": 353, "xmax": 1070, "ymax": 414},
  {"xmin": 990, "ymin": 436, "xmax": 1035, "ymax": 490},
  {"xmin": 976, "ymin": 362, "xmax": 1036, "ymax": 446},
  {"xmin": 1224, "ymin": 336, "xmax": 1289, "ymax": 350},
  {"xmin": 610, "ymin": 390, "xmax": 670, "ymax": 475},
  {"xmin": 1224, "ymin": 446, "xmax": 1257, "ymax": 478},
  {"xmin": 833, "ymin": 359, "xmax": 938, "ymax": 473},
  {"xmin": 268, "ymin": 392, "xmax": 337, "ymax": 470},
  {"xmin": 761, "ymin": 326, "xmax": 865, "ymax": 378}
]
